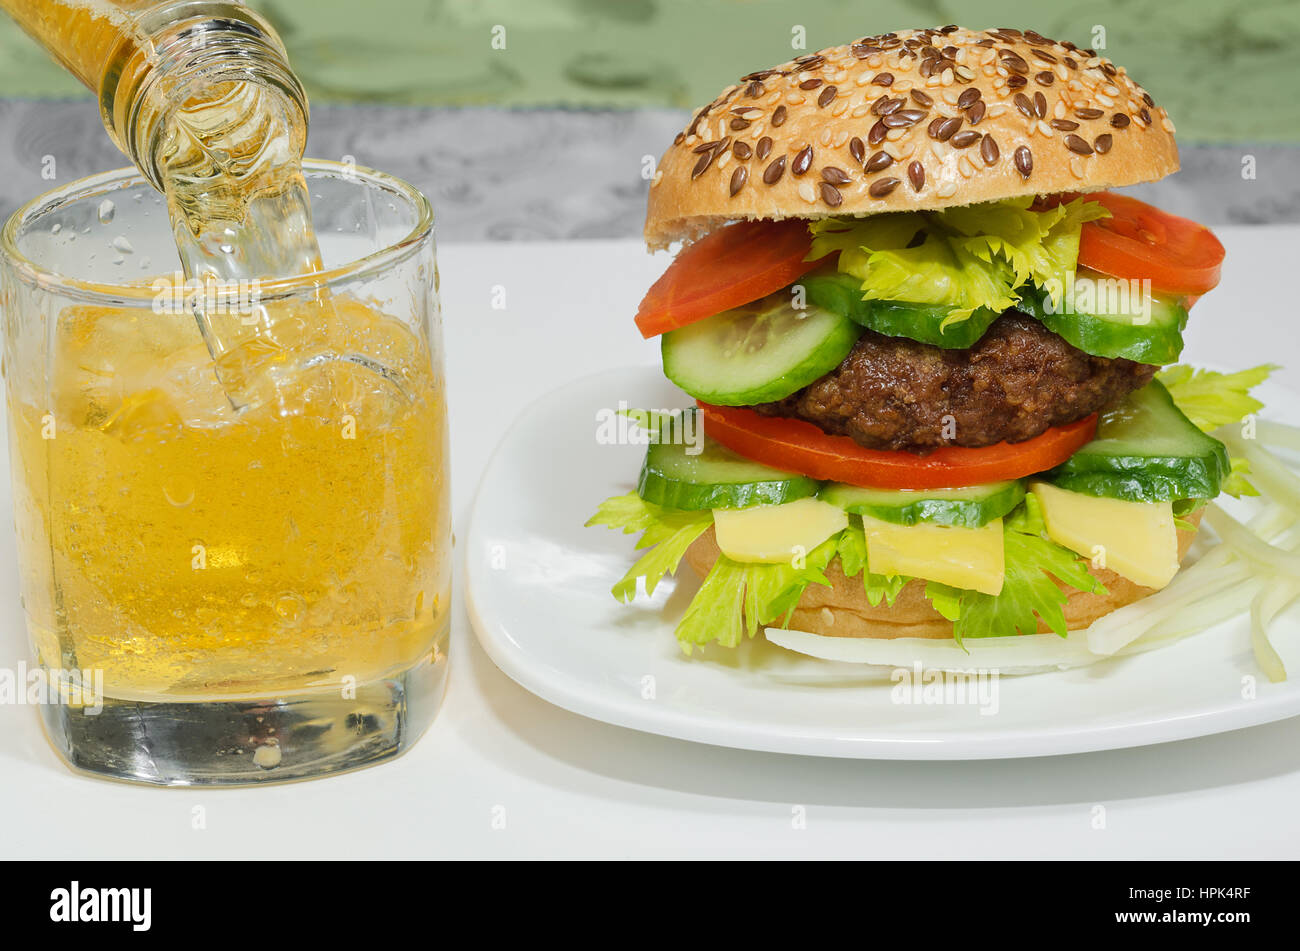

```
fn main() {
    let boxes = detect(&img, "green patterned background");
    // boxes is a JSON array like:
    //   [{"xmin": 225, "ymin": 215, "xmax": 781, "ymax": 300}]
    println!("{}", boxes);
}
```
[{"xmin": 0, "ymin": 0, "xmax": 1294, "ymax": 142}]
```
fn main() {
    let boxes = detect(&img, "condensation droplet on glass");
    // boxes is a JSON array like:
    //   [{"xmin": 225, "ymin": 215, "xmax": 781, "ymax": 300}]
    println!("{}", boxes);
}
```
[
  {"xmin": 50, "ymin": 223, "xmax": 61, "ymax": 234},
  {"xmin": 97, "ymin": 199, "xmax": 115, "ymax": 224},
  {"xmin": 112, "ymin": 236, "xmax": 134, "ymax": 254}
]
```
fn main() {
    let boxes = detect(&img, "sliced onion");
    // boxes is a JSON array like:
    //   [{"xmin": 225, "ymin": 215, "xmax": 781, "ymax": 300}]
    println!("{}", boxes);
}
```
[
  {"xmin": 1253, "ymin": 420, "xmax": 1300, "ymax": 452},
  {"xmin": 1204, "ymin": 504, "xmax": 1300, "ymax": 576},
  {"xmin": 1085, "ymin": 559, "xmax": 1250, "ymax": 655},
  {"xmin": 1145, "ymin": 577, "xmax": 1265, "ymax": 639},
  {"xmin": 1250, "ymin": 582, "xmax": 1299, "ymax": 683},
  {"xmin": 1220, "ymin": 431, "xmax": 1300, "ymax": 517},
  {"xmin": 764, "ymin": 627, "xmax": 1106, "ymax": 673}
]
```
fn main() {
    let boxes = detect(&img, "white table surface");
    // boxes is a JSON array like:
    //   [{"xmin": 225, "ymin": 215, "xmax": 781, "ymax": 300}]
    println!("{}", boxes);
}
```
[{"xmin": 2, "ymin": 228, "xmax": 1298, "ymax": 860}]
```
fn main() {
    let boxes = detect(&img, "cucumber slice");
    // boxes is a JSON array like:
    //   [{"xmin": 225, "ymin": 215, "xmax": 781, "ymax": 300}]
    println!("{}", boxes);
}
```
[
  {"xmin": 1018, "ymin": 271, "xmax": 1187, "ymax": 365},
  {"xmin": 637, "ymin": 414, "xmax": 820, "ymax": 511},
  {"xmin": 801, "ymin": 271, "xmax": 1000, "ymax": 349},
  {"xmin": 1048, "ymin": 380, "xmax": 1230, "ymax": 502},
  {"xmin": 819, "ymin": 480, "xmax": 1025, "ymax": 528},
  {"xmin": 661, "ymin": 293, "xmax": 860, "ymax": 406}
]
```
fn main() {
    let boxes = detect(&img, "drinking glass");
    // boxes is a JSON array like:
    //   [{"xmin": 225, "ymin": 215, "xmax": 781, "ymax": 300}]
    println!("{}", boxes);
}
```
[{"xmin": 0, "ymin": 160, "xmax": 450, "ymax": 785}]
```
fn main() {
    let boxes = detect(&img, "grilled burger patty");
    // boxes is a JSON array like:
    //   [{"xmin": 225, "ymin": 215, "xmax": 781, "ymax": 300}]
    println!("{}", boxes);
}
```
[{"xmin": 753, "ymin": 313, "xmax": 1157, "ymax": 453}]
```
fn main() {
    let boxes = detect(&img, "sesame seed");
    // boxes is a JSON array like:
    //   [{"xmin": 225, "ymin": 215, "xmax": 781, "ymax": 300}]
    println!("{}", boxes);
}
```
[
  {"xmin": 1069, "ymin": 157, "xmax": 1086, "ymax": 179},
  {"xmin": 936, "ymin": 180, "xmax": 958, "ymax": 197},
  {"xmin": 798, "ymin": 182, "xmax": 818, "ymax": 203}
]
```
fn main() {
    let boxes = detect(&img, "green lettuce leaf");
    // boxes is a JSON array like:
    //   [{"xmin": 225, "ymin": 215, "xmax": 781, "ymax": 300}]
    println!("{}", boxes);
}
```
[
  {"xmin": 809, "ymin": 197, "xmax": 1107, "ymax": 325},
  {"xmin": 845, "ymin": 233, "xmax": 1020, "ymax": 325},
  {"xmin": 942, "ymin": 196, "xmax": 1110, "ymax": 307},
  {"xmin": 675, "ymin": 538, "xmax": 837, "ymax": 653},
  {"xmin": 1157, "ymin": 364, "xmax": 1276, "ymax": 432},
  {"xmin": 1173, "ymin": 497, "xmax": 1209, "ymax": 531},
  {"xmin": 923, "ymin": 495, "xmax": 1106, "ymax": 642},
  {"xmin": 807, "ymin": 213, "xmax": 925, "ymax": 262},
  {"xmin": 586, "ymin": 492, "xmax": 712, "ymax": 602},
  {"xmin": 924, "ymin": 581, "xmax": 963, "ymax": 622},
  {"xmin": 836, "ymin": 520, "xmax": 908, "ymax": 607},
  {"xmin": 1159, "ymin": 363, "xmax": 1277, "ymax": 498}
]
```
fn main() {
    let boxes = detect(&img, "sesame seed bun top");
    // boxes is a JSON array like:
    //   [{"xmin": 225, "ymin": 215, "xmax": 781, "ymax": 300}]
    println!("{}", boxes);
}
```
[{"xmin": 645, "ymin": 25, "xmax": 1179, "ymax": 250}]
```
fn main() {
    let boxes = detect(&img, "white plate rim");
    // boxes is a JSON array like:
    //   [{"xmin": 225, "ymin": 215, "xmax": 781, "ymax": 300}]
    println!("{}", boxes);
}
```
[{"xmin": 464, "ymin": 367, "xmax": 1300, "ymax": 760}]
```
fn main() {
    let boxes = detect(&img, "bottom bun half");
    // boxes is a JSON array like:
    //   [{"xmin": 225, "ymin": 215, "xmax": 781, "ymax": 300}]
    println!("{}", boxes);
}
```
[{"xmin": 683, "ymin": 511, "xmax": 1203, "ymax": 640}]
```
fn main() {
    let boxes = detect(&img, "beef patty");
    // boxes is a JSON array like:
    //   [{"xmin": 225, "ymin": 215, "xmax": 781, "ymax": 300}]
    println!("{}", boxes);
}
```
[{"xmin": 754, "ymin": 313, "xmax": 1156, "ymax": 453}]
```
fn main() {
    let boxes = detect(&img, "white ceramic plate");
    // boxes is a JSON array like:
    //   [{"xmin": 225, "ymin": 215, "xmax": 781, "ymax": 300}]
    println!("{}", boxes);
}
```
[{"xmin": 464, "ymin": 366, "xmax": 1300, "ymax": 759}]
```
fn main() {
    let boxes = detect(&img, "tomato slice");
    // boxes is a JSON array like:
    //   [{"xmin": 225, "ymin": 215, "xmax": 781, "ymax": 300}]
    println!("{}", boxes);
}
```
[
  {"xmin": 635, "ymin": 219, "xmax": 828, "ymax": 338},
  {"xmin": 1075, "ymin": 192, "xmax": 1225, "ymax": 297},
  {"xmin": 698, "ymin": 403, "xmax": 1099, "ymax": 490}
]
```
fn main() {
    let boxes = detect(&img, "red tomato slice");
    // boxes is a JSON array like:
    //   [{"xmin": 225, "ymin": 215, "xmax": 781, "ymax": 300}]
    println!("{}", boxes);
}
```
[
  {"xmin": 698, "ymin": 403, "xmax": 1099, "ymax": 490},
  {"xmin": 1075, "ymin": 192, "xmax": 1225, "ymax": 297},
  {"xmin": 635, "ymin": 219, "xmax": 828, "ymax": 338}
]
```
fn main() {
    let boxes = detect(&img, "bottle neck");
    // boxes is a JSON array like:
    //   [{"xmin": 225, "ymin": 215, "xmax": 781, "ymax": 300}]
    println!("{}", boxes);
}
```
[{"xmin": 99, "ymin": 1, "xmax": 308, "ymax": 192}]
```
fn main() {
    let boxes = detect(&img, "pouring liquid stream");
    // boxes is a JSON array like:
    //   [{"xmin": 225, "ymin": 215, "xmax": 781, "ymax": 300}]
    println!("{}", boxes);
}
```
[{"xmin": 0, "ymin": 0, "xmax": 405, "ymax": 409}]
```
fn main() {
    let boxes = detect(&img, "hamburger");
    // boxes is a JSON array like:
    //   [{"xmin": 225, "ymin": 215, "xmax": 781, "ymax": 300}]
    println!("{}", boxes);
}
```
[{"xmin": 588, "ymin": 25, "xmax": 1274, "ymax": 668}]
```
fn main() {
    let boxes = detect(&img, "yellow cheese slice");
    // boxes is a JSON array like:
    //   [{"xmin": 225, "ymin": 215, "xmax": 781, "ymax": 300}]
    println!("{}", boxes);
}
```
[
  {"xmin": 713, "ymin": 498, "xmax": 848, "ymax": 565},
  {"xmin": 861, "ymin": 514, "xmax": 1004, "ymax": 595},
  {"xmin": 1030, "ymin": 481, "xmax": 1179, "ymax": 589}
]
